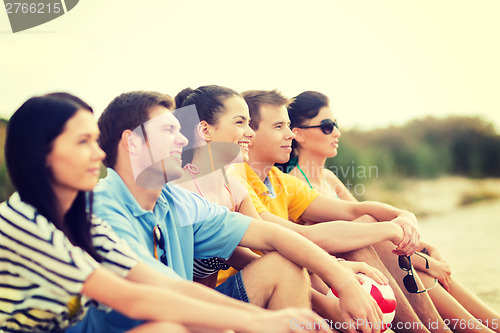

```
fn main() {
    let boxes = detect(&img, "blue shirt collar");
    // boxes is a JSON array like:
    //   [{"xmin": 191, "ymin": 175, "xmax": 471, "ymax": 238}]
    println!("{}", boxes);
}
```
[
  {"xmin": 100, "ymin": 168, "xmax": 169, "ymax": 218},
  {"xmin": 263, "ymin": 176, "xmax": 277, "ymax": 199}
]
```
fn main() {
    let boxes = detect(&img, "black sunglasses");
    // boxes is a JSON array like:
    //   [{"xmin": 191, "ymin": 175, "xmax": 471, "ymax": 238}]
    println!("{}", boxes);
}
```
[
  {"xmin": 398, "ymin": 253, "xmax": 438, "ymax": 294},
  {"xmin": 296, "ymin": 119, "xmax": 338, "ymax": 135},
  {"xmin": 153, "ymin": 224, "xmax": 168, "ymax": 266}
]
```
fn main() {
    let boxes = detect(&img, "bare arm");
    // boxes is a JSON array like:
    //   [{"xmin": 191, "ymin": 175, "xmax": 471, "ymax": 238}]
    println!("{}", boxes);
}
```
[
  {"xmin": 126, "ymin": 262, "xmax": 262, "ymax": 314},
  {"xmin": 259, "ymin": 211, "xmax": 403, "ymax": 254},
  {"xmin": 82, "ymin": 266, "xmax": 255, "ymax": 331}
]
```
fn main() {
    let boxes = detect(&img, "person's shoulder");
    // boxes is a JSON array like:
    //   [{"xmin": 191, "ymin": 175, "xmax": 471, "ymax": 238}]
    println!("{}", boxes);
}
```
[
  {"xmin": 0, "ymin": 192, "xmax": 38, "ymax": 224},
  {"xmin": 323, "ymin": 168, "xmax": 338, "ymax": 181},
  {"xmin": 322, "ymin": 168, "xmax": 345, "ymax": 189},
  {"xmin": 227, "ymin": 174, "xmax": 246, "ymax": 190},
  {"xmin": 0, "ymin": 193, "xmax": 59, "ymax": 241},
  {"xmin": 89, "ymin": 214, "xmax": 111, "ymax": 230},
  {"xmin": 227, "ymin": 174, "xmax": 249, "ymax": 205}
]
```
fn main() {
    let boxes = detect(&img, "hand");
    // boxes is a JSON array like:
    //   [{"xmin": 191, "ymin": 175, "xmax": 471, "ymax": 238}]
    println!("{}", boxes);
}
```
[
  {"xmin": 245, "ymin": 308, "xmax": 333, "ymax": 333},
  {"xmin": 340, "ymin": 260, "xmax": 389, "ymax": 286},
  {"xmin": 391, "ymin": 214, "xmax": 420, "ymax": 255},
  {"xmin": 426, "ymin": 256, "xmax": 452, "ymax": 292},
  {"xmin": 336, "ymin": 276, "xmax": 384, "ymax": 333}
]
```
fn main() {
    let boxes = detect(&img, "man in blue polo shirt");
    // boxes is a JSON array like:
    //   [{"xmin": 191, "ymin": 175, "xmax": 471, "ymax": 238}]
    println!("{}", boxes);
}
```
[{"xmin": 74, "ymin": 91, "xmax": 386, "ymax": 333}]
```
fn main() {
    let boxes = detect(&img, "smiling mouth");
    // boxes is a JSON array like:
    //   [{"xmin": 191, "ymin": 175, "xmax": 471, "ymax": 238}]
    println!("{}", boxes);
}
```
[
  {"xmin": 238, "ymin": 142, "xmax": 249, "ymax": 149},
  {"xmin": 170, "ymin": 152, "xmax": 182, "ymax": 162}
]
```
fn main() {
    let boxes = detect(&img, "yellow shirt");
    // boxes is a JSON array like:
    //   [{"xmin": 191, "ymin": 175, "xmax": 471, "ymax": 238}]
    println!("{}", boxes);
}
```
[{"xmin": 217, "ymin": 163, "xmax": 320, "ymax": 285}]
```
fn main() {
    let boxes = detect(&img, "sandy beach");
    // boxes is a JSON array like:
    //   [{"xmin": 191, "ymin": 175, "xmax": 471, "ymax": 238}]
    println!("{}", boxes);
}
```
[
  {"xmin": 364, "ymin": 177, "xmax": 500, "ymax": 313},
  {"xmin": 419, "ymin": 198, "xmax": 500, "ymax": 313}
]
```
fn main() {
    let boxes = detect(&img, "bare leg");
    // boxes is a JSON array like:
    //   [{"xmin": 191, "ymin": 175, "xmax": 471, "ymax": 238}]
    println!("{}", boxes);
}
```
[
  {"xmin": 241, "ymin": 251, "xmax": 311, "ymax": 309},
  {"xmin": 373, "ymin": 242, "xmax": 451, "ymax": 333},
  {"xmin": 448, "ymin": 278, "xmax": 500, "ymax": 333},
  {"xmin": 339, "ymin": 246, "xmax": 434, "ymax": 333},
  {"xmin": 420, "ymin": 272, "xmax": 499, "ymax": 333}
]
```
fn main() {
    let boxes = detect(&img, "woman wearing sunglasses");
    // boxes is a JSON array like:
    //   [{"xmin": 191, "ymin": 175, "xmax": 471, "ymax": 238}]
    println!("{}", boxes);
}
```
[
  {"xmin": 1, "ymin": 93, "xmax": 332, "ymax": 333},
  {"xmin": 283, "ymin": 90, "xmax": 500, "ymax": 333}
]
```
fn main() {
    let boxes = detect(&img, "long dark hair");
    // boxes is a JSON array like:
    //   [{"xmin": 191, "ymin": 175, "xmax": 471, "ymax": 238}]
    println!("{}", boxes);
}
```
[
  {"xmin": 275, "ymin": 91, "xmax": 330, "ymax": 173},
  {"xmin": 5, "ymin": 93, "xmax": 102, "ymax": 261},
  {"xmin": 175, "ymin": 85, "xmax": 240, "ymax": 165}
]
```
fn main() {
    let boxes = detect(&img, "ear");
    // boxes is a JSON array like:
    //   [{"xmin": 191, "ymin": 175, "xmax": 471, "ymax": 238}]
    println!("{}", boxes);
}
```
[
  {"xmin": 122, "ymin": 129, "xmax": 142, "ymax": 155},
  {"xmin": 198, "ymin": 120, "xmax": 213, "ymax": 142},
  {"xmin": 292, "ymin": 127, "xmax": 305, "ymax": 143}
]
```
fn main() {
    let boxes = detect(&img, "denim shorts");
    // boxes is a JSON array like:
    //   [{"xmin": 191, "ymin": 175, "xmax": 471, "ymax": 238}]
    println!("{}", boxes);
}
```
[{"xmin": 215, "ymin": 271, "xmax": 249, "ymax": 303}]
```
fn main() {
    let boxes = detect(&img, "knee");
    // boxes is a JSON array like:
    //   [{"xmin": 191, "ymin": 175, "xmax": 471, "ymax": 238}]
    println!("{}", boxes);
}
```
[{"xmin": 260, "ymin": 252, "xmax": 310, "ymax": 281}]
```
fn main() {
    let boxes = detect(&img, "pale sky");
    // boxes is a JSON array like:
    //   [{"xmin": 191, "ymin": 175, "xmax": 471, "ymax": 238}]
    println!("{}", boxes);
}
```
[{"xmin": 1, "ymin": 0, "xmax": 499, "ymax": 131}]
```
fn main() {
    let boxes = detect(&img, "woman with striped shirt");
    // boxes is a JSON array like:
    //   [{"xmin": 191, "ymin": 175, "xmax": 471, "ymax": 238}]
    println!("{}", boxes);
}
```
[{"xmin": 0, "ymin": 93, "xmax": 327, "ymax": 333}]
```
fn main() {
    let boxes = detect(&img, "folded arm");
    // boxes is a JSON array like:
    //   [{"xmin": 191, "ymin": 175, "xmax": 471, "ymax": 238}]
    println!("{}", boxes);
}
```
[{"xmin": 301, "ymin": 195, "xmax": 420, "ymax": 254}]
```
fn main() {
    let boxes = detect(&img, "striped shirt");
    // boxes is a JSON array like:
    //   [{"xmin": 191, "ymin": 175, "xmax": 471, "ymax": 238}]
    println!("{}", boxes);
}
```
[{"xmin": 0, "ymin": 193, "xmax": 138, "ymax": 332}]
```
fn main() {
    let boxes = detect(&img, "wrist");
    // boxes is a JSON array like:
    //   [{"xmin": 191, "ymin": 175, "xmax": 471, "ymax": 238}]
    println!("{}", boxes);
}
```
[
  {"xmin": 335, "ymin": 274, "xmax": 362, "ymax": 298},
  {"xmin": 329, "ymin": 262, "xmax": 359, "ymax": 293},
  {"xmin": 387, "ymin": 222, "xmax": 402, "ymax": 243}
]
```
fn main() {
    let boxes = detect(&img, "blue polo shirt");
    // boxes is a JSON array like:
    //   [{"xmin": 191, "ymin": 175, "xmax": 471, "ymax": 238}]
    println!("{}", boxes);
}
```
[{"xmin": 72, "ymin": 168, "xmax": 252, "ymax": 333}]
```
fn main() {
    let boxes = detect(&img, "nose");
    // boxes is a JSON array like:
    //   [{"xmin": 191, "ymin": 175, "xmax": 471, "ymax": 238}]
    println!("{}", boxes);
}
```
[
  {"xmin": 285, "ymin": 126, "xmax": 295, "ymax": 140},
  {"xmin": 92, "ymin": 141, "xmax": 106, "ymax": 161},
  {"xmin": 332, "ymin": 125, "xmax": 341, "ymax": 138},
  {"xmin": 176, "ymin": 132, "xmax": 189, "ymax": 148},
  {"xmin": 245, "ymin": 124, "xmax": 255, "ymax": 139}
]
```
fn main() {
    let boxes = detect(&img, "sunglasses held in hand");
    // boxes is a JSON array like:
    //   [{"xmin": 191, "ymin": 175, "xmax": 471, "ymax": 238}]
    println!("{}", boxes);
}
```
[{"xmin": 399, "ymin": 253, "xmax": 438, "ymax": 294}]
